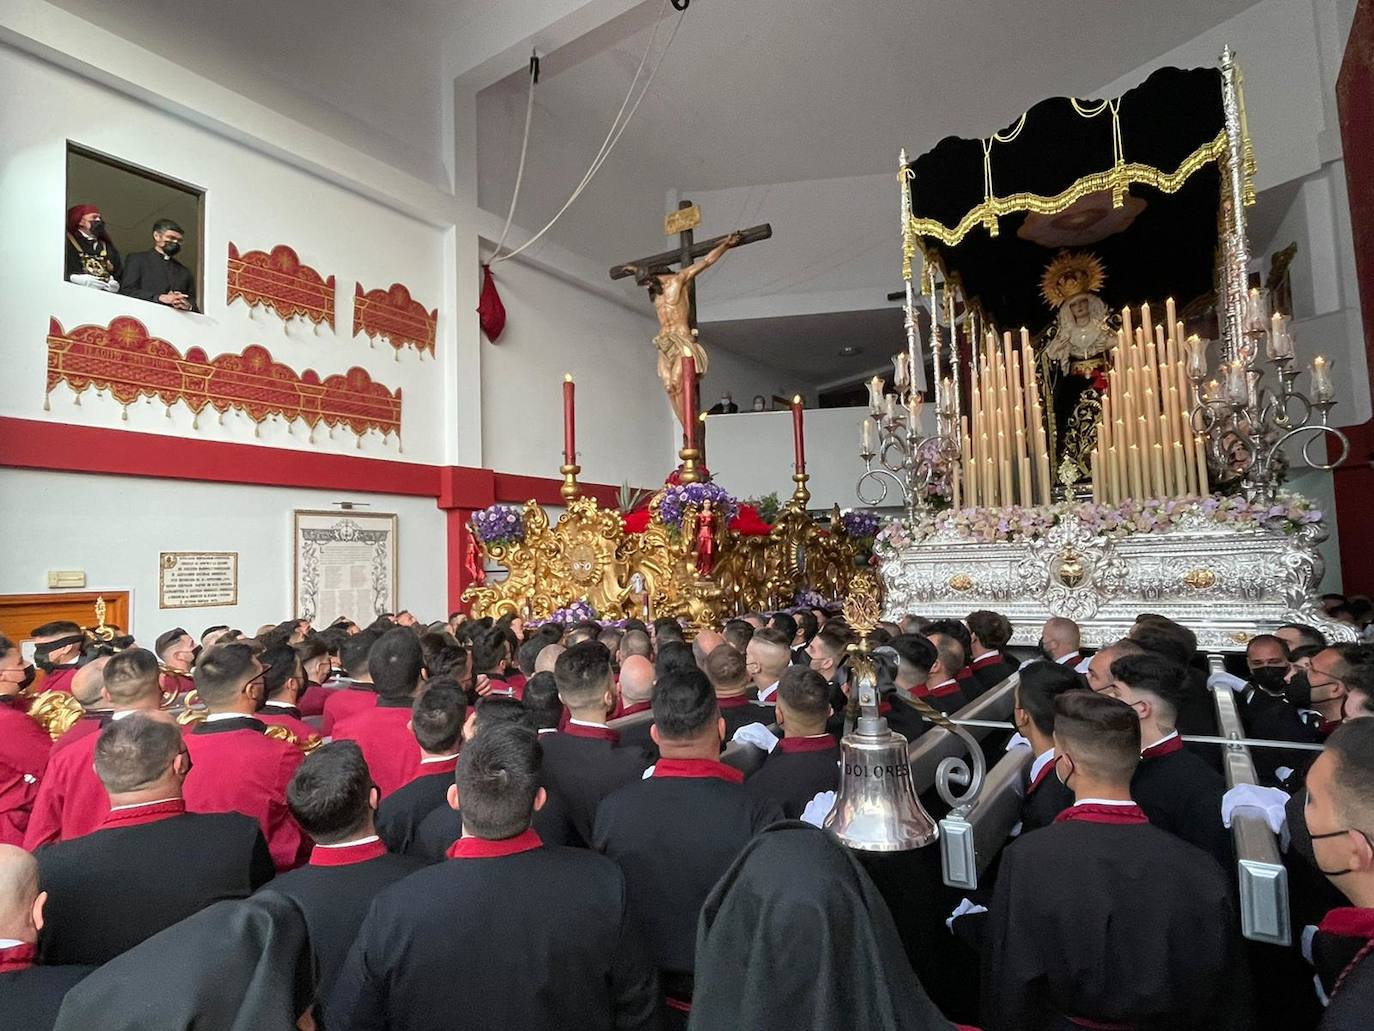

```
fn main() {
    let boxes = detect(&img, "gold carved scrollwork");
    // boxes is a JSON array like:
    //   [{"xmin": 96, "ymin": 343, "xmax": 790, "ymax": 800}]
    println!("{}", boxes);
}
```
[
  {"xmin": 1184, "ymin": 568, "xmax": 1218, "ymax": 590},
  {"xmin": 25, "ymin": 690, "xmax": 84, "ymax": 740}
]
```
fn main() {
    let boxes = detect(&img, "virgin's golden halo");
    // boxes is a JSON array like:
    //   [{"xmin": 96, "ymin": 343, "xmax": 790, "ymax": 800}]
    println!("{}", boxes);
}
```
[{"xmin": 1040, "ymin": 250, "xmax": 1107, "ymax": 308}]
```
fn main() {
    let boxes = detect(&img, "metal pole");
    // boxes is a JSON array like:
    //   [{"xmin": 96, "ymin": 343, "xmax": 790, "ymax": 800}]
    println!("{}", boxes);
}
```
[
  {"xmin": 950, "ymin": 717, "xmax": 1324, "ymax": 751},
  {"xmin": 1219, "ymin": 45, "xmax": 1252, "ymax": 366}
]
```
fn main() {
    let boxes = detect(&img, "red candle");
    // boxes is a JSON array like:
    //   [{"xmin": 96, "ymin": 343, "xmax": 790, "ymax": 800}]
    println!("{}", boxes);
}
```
[
  {"xmin": 562, "ymin": 373, "xmax": 576, "ymax": 464},
  {"xmin": 791, "ymin": 395, "xmax": 806, "ymax": 474},
  {"xmin": 680, "ymin": 350, "xmax": 698, "ymax": 449}
]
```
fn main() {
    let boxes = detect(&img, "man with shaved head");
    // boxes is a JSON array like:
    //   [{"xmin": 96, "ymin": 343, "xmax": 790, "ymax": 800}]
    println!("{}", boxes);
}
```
[
  {"xmin": 535, "ymin": 643, "xmax": 565, "ymax": 675},
  {"xmin": 0, "ymin": 843, "xmax": 94, "ymax": 1028},
  {"xmin": 691, "ymin": 628, "xmax": 725, "ymax": 668},
  {"xmin": 1040, "ymin": 617, "xmax": 1089, "ymax": 674},
  {"xmin": 1084, "ymin": 639, "xmax": 1144, "ymax": 696},
  {"xmin": 616, "ymin": 655, "xmax": 655, "ymax": 719}
]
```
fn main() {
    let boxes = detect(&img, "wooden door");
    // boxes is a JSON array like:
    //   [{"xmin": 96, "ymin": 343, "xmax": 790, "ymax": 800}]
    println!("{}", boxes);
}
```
[{"xmin": 0, "ymin": 592, "xmax": 131, "ymax": 647}]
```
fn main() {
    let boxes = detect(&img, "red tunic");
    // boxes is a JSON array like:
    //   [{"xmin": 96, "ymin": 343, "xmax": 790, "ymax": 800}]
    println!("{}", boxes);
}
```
[
  {"xmin": 183, "ymin": 717, "xmax": 307, "ymax": 871},
  {"xmin": 332, "ymin": 701, "xmax": 422, "ymax": 797},
  {"xmin": 322, "ymin": 686, "xmax": 379, "ymax": 736},
  {"xmin": 50, "ymin": 711, "xmax": 110, "ymax": 755},
  {"xmin": 23, "ymin": 726, "xmax": 111, "ymax": 849},
  {"xmin": 36, "ymin": 667, "xmax": 78, "ymax": 694},
  {"xmin": 298, "ymin": 683, "xmax": 330, "ymax": 717},
  {"xmin": 258, "ymin": 705, "xmax": 321, "ymax": 744},
  {"xmin": 0, "ymin": 702, "xmax": 50, "ymax": 846}
]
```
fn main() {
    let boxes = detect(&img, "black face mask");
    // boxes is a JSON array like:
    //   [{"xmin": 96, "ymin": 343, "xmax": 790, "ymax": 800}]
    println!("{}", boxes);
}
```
[
  {"xmin": 33, "ymin": 635, "xmax": 84, "ymax": 672},
  {"xmin": 88, "ymin": 219, "xmax": 105, "ymax": 236},
  {"xmin": 162, "ymin": 240, "xmax": 182, "ymax": 257},
  {"xmin": 1283, "ymin": 671, "xmax": 1312, "ymax": 708},
  {"xmin": 1251, "ymin": 666, "xmax": 1289, "ymax": 695},
  {"xmin": 1309, "ymin": 828, "xmax": 1374, "ymax": 878}
]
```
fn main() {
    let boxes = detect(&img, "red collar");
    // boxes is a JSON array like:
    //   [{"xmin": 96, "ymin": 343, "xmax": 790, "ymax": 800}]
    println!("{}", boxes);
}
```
[
  {"xmin": 1028, "ymin": 756, "xmax": 1059, "ymax": 794},
  {"xmin": 917, "ymin": 679, "xmax": 961, "ymax": 699},
  {"xmin": 1056, "ymin": 652, "xmax": 1082, "ymax": 666},
  {"xmin": 970, "ymin": 652, "xmax": 1002, "ymax": 668},
  {"xmin": 447, "ymin": 827, "xmax": 543, "ymax": 860},
  {"xmin": 419, "ymin": 755, "xmax": 459, "ymax": 776},
  {"xmin": 310, "ymin": 837, "xmax": 388, "ymax": 867},
  {"xmin": 716, "ymin": 695, "xmax": 752, "ymax": 709},
  {"xmin": 101, "ymin": 798, "xmax": 186, "ymax": 830},
  {"xmin": 1320, "ymin": 907, "xmax": 1374, "ymax": 942},
  {"xmin": 0, "ymin": 942, "xmax": 36, "ymax": 974},
  {"xmin": 1055, "ymin": 802, "xmax": 1149, "ymax": 826},
  {"xmin": 1141, "ymin": 734, "xmax": 1184, "ymax": 759},
  {"xmin": 562, "ymin": 722, "xmax": 620, "ymax": 743},
  {"xmin": 652, "ymin": 757, "xmax": 744, "ymax": 783},
  {"xmin": 1320, "ymin": 719, "xmax": 1343, "ymax": 738},
  {"xmin": 615, "ymin": 701, "xmax": 652, "ymax": 718},
  {"xmin": 776, "ymin": 734, "xmax": 837, "ymax": 754}
]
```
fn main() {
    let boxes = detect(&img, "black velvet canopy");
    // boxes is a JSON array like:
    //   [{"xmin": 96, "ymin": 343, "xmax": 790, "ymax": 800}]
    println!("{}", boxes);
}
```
[{"xmin": 907, "ymin": 66, "xmax": 1227, "ymax": 335}]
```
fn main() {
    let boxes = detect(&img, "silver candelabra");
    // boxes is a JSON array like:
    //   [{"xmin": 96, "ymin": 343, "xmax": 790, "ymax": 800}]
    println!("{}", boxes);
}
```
[{"xmin": 856, "ymin": 350, "xmax": 960, "ymax": 517}]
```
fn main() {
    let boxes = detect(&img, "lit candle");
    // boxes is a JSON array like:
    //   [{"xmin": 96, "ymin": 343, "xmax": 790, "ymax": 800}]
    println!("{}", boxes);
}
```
[
  {"xmin": 1128, "ymin": 443, "xmax": 1144, "ymax": 500},
  {"xmin": 1194, "ymin": 434, "xmax": 1211, "ymax": 495},
  {"xmin": 1245, "ymin": 287, "xmax": 1268, "ymax": 335},
  {"xmin": 1311, "ymin": 355, "xmax": 1335, "ymax": 402},
  {"xmin": 791, "ymin": 395, "xmax": 806, "ymax": 474},
  {"xmin": 1165, "ymin": 296, "xmax": 1177, "ymax": 335},
  {"xmin": 1224, "ymin": 361, "xmax": 1248, "ymax": 405},
  {"xmin": 861, "ymin": 417, "xmax": 874, "ymax": 455},
  {"xmin": 1203, "ymin": 379, "xmax": 1222, "ymax": 402},
  {"xmin": 1268, "ymin": 314, "xmax": 1295, "ymax": 360},
  {"xmin": 1151, "ymin": 443, "xmax": 1167, "ymax": 501},
  {"xmin": 1184, "ymin": 335, "xmax": 1207, "ymax": 381},
  {"xmin": 562, "ymin": 373, "xmax": 576, "ymax": 464},
  {"xmin": 867, "ymin": 376, "xmax": 885, "ymax": 414},
  {"xmin": 908, "ymin": 392, "xmax": 924, "ymax": 428},
  {"xmin": 893, "ymin": 353, "xmax": 909, "ymax": 389},
  {"xmin": 883, "ymin": 392, "xmax": 897, "ymax": 423}
]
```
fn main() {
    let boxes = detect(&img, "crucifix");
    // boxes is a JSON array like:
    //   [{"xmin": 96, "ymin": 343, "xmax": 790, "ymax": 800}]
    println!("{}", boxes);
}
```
[{"xmin": 610, "ymin": 201, "xmax": 771, "ymax": 435}]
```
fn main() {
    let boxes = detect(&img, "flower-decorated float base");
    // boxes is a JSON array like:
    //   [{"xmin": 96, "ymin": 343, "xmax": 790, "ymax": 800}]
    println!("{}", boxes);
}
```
[{"xmin": 876, "ymin": 494, "xmax": 1356, "ymax": 652}]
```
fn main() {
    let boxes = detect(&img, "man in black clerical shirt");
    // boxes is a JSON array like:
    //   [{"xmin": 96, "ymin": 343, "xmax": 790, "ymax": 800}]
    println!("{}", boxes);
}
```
[
  {"xmin": 331, "ymin": 723, "xmax": 658, "ymax": 1030},
  {"xmin": 376, "ymin": 682, "xmax": 465, "ymax": 855},
  {"xmin": 120, "ymin": 218, "xmax": 197, "ymax": 311},
  {"xmin": 37, "ymin": 714, "xmax": 273, "ymax": 967},
  {"xmin": 594, "ymin": 668, "xmax": 783, "ymax": 1021},
  {"xmin": 267, "ymin": 742, "xmax": 422, "ymax": 1025},
  {"xmin": 1104, "ymin": 652, "xmax": 1232, "ymax": 871},
  {"xmin": 537, "ymin": 642, "xmax": 648, "ymax": 847},
  {"xmin": 982, "ymin": 692, "xmax": 1246, "ymax": 1030},
  {"xmin": 745, "ymin": 666, "xmax": 839, "ymax": 818},
  {"xmin": 0, "ymin": 845, "xmax": 93, "ymax": 1031}
]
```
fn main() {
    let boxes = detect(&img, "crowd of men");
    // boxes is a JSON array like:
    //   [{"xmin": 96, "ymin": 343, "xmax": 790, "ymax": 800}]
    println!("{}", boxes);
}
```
[{"xmin": 1, "ymin": 602, "xmax": 1372, "ymax": 1030}]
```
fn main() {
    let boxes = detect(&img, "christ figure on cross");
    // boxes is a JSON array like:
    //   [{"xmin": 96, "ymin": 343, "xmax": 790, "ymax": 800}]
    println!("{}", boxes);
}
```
[{"xmin": 616, "ymin": 230, "xmax": 743, "ymax": 431}]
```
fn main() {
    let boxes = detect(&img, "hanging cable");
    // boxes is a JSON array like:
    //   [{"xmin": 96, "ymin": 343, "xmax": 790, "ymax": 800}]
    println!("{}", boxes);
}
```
[
  {"xmin": 489, "ymin": 50, "xmax": 539, "ymax": 263},
  {"xmin": 490, "ymin": 0, "xmax": 684, "ymax": 264}
]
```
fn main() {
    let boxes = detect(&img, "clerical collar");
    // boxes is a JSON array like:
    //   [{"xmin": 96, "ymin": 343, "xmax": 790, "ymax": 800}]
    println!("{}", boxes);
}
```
[
  {"xmin": 310, "ymin": 834, "xmax": 387, "ymax": 867},
  {"xmin": 1141, "ymin": 731, "xmax": 1182, "ymax": 758},
  {"xmin": 447, "ymin": 827, "xmax": 543, "ymax": 860},
  {"xmin": 111, "ymin": 709, "xmax": 139, "ymax": 721},
  {"xmin": 652, "ymin": 757, "xmax": 745, "ymax": 783},
  {"xmin": 1028, "ymin": 748, "xmax": 1057, "ymax": 792},
  {"xmin": 756, "ymin": 682, "xmax": 779, "ymax": 704}
]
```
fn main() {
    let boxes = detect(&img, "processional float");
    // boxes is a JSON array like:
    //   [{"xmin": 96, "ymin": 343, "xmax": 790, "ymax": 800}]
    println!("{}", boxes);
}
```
[
  {"xmin": 462, "ymin": 374, "xmax": 864, "ymax": 625},
  {"xmin": 867, "ymin": 48, "xmax": 1354, "ymax": 651}
]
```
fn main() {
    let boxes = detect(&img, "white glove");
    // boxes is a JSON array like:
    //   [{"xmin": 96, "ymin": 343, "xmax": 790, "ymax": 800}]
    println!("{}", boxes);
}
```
[
  {"xmin": 1222, "ymin": 784, "xmax": 1289, "ymax": 835},
  {"xmin": 801, "ymin": 790, "xmax": 836, "ymax": 828},
  {"xmin": 1208, "ymin": 670, "xmax": 1249, "ymax": 693},
  {"xmin": 1005, "ymin": 732, "xmax": 1031, "ymax": 752},
  {"xmin": 69, "ymin": 273, "xmax": 104, "ymax": 289},
  {"xmin": 945, "ymin": 897, "xmax": 989, "ymax": 932},
  {"xmin": 104, "ymin": 277, "xmax": 121, "ymax": 293},
  {"xmin": 731, "ymin": 722, "xmax": 778, "ymax": 753}
]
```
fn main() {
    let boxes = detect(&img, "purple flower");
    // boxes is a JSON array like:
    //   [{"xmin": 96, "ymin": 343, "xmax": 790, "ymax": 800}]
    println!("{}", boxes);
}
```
[{"xmin": 473, "ymin": 504, "xmax": 524, "ymax": 545}]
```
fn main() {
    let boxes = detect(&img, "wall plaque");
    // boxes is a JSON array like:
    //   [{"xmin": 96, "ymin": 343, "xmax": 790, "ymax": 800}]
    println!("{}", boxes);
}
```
[
  {"xmin": 293, "ymin": 510, "xmax": 397, "ymax": 627},
  {"xmin": 159, "ymin": 552, "xmax": 239, "ymax": 609}
]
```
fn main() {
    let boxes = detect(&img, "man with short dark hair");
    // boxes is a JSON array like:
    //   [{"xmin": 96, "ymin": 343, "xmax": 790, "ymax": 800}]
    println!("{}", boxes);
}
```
[
  {"xmin": 1309, "ymin": 644, "xmax": 1374, "ymax": 735},
  {"xmin": 882, "ymin": 633, "xmax": 946, "ymax": 741},
  {"xmin": 594, "ymin": 669, "xmax": 783, "ymax": 1016},
  {"xmin": 0, "ymin": 635, "xmax": 50, "ymax": 846},
  {"xmin": 1105, "ymin": 653, "xmax": 1230, "ymax": 870},
  {"xmin": 654, "ymin": 618, "xmax": 685, "ymax": 647},
  {"xmin": 183, "ymin": 642, "xmax": 307, "ymax": 870},
  {"xmin": 24, "ymin": 648, "xmax": 164, "ymax": 850},
  {"xmin": 322, "ymin": 632, "xmax": 380, "ymax": 735},
  {"xmin": 745, "ymin": 627, "xmax": 791, "ymax": 708},
  {"xmin": 256, "ymin": 644, "xmax": 321, "ymax": 745},
  {"xmin": 537, "ymin": 643, "xmax": 648, "ymax": 848},
  {"xmin": 153, "ymin": 628, "xmax": 197, "ymax": 697},
  {"xmin": 982, "ymin": 692, "xmax": 1246, "ymax": 1030},
  {"xmin": 376, "ymin": 683, "xmax": 466, "ymax": 855},
  {"xmin": 721, "ymin": 619, "xmax": 753, "ymax": 653},
  {"xmin": 1010, "ymin": 662, "xmax": 1084, "ymax": 832},
  {"xmin": 1303, "ymin": 720, "xmax": 1374, "ymax": 1028},
  {"xmin": 1129, "ymin": 615, "xmax": 1219, "ymax": 746},
  {"xmin": 619, "ymin": 629, "xmax": 653, "ymax": 663},
  {"xmin": 805, "ymin": 623, "xmax": 851, "ymax": 690},
  {"xmin": 744, "ymin": 667, "xmax": 839, "ymax": 817},
  {"xmin": 333, "ymin": 628, "xmax": 428, "ymax": 796},
  {"xmin": 1277, "ymin": 622, "xmax": 1327, "ymax": 654},
  {"xmin": 119, "ymin": 218, "xmax": 196, "ymax": 310},
  {"xmin": 704, "ymin": 645, "xmax": 763, "ymax": 739},
  {"xmin": 38, "ymin": 714, "xmax": 272, "ymax": 966},
  {"xmin": 966, "ymin": 610, "xmax": 1019, "ymax": 696},
  {"xmin": 919, "ymin": 631, "xmax": 969, "ymax": 713},
  {"xmin": 30, "ymin": 622, "xmax": 84, "ymax": 695},
  {"xmin": 522, "ymin": 671, "xmax": 563, "ymax": 732},
  {"xmin": 331, "ymin": 723, "xmax": 659, "ymax": 1030},
  {"xmin": 1084, "ymin": 638, "xmax": 1144, "ymax": 695},
  {"xmin": 268, "ymin": 742, "xmax": 423, "ymax": 1023}
]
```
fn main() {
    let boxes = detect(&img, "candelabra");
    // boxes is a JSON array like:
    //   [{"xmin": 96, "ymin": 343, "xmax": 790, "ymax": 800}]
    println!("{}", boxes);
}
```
[
  {"xmin": 1187, "ymin": 286, "xmax": 1349, "ymax": 502},
  {"xmin": 856, "ymin": 352, "xmax": 960, "ymax": 517}
]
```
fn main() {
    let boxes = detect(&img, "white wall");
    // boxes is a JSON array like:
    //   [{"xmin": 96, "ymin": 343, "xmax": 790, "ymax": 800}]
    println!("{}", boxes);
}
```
[
  {"xmin": 0, "ymin": 43, "xmax": 452, "ymax": 464},
  {"xmin": 0, "ymin": 469, "xmax": 448, "ymax": 637}
]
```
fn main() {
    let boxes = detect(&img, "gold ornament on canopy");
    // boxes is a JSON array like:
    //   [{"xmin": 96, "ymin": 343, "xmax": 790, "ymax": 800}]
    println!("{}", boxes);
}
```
[{"xmin": 1039, "ymin": 250, "xmax": 1107, "ymax": 308}]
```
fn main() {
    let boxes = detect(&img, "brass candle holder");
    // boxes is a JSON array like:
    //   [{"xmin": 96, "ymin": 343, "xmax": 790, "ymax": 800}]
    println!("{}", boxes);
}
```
[{"xmin": 559, "ymin": 463, "xmax": 582, "ymax": 502}]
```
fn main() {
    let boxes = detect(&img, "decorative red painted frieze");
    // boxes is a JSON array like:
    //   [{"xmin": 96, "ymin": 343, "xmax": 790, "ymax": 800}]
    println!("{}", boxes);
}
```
[
  {"xmin": 352, "ymin": 281, "xmax": 437, "ymax": 357},
  {"xmin": 226, "ymin": 243, "xmax": 336, "ymax": 328}
]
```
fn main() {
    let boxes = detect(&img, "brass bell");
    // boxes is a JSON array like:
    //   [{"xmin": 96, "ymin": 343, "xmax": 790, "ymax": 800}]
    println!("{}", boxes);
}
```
[{"xmin": 824, "ymin": 673, "xmax": 938, "ymax": 852}]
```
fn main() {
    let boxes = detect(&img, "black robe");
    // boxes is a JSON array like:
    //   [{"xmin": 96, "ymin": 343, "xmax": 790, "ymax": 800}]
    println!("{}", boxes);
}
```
[
  {"xmin": 64, "ymin": 232, "xmax": 121, "ymax": 281},
  {"xmin": 411, "ymin": 804, "xmax": 462, "ymax": 862},
  {"xmin": 1131, "ymin": 737, "xmax": 1232, "ymax": 873},
  {"xmin": 0, "ymin": 962, "xmax": 94, "ymax": 1031},
  {"xmin": 537, "ymin": 728, "xmax": 649, "ymax": 847},
  {"xmin": 376, "ymin": 769, "xmax": 453, "ymax": 854},
  {"xmin": 981, "ymin": 804, "xmax": 1249, "ymax": 1030},
  {"xmin": 264, "ymin": 840, "xmax": 424, "ymax": 1026},
  {"xmin": 38, "ymin": 804, "xmax": 273, "ymax": 966},
  {"xmin": 52, "ymin": 892, "xmax": 313, "ymax": 1031},
  {"xmin": 1019, "ymin": 758, "xmax": 1074, "ymax": 835},
  {"xmin": 743, "ymin": 735, "xmax": 839, "ymax": 819},
  {"xmin": 687, "ymin": 822, "xmax": 954, "ymax": 1031},
  {"xmin": 1312, "ymin": 908, "xmax": 1374, "ymax": 1030},
  {"xmin": 593, "ymin": 759, "xmax": 783, "ymax": 997},
  {"xmin": 969, "ymin": 654, "xmax": 1019, "ymax": 698},
  {"xmin": 329, "ymin": 832, "xmax": 659, "ymax": 1030},
  {"xmin": 1237, "ymin": 687, "xmax": 1322, "ymax": 788},
  {"xmin": 119, "ymin": 249, "xmax": 198, "ymax": 310}
]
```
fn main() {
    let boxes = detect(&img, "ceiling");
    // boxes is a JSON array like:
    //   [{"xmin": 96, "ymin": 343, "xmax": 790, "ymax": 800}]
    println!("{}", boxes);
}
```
[{"xmin": 703, "ymin": 306, "xmax": 911, "ymax": 386}]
